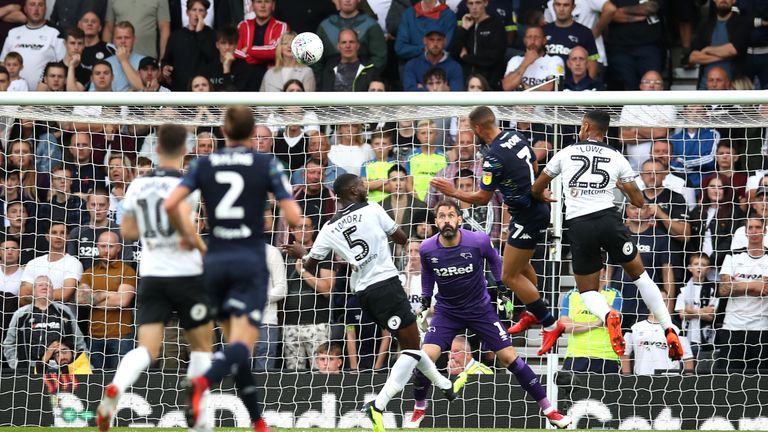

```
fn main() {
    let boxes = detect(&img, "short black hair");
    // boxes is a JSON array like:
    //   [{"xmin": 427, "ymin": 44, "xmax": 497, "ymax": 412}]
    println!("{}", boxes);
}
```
[
  {"xmin": 43, "ymin": 61, "xmax": 67, "ymax": 77},
  {"xmin": 187, "ymin": 0, "xmax": 210, "ymax": 10},
  {"xmin": 333, "ymin": 173, "xmax": 360, "ymax": 196},
  {"xmin": 424, "ymin": 67, "xmax": 447, "ymax": 85},
  {"xmin": 216, "ymin": 26, "xmax": 239, "ymax": 44},
  {"xmin": 157, "ymin": 124, "xmax": 188, "ymax": 156},
  {"xmin": 583, "ymin": 109, "xmax": 611, "ymax": 134},
  {"xmin": 92, "ymin": 59, "xmax": 113, "ymax": 73},
  {"xmin": 434, "ymin": 199, "xmax": 461, "ymax": 215},
  {"xmin": 387, "ymin": 164, "xmax": 407, "ymax": 177}
]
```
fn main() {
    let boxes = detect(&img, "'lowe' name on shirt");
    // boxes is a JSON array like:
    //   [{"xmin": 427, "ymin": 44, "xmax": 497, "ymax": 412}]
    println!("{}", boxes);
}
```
[
  {"xmin": 579, "ymin": 145, "xmax": 605, "ymax": 154},
  {"xmin": 210, "ymin": 153, "xmax": 253, "ymax": 166},
  {"xmin": 433, "ymin": 263, "xmax": 474, "ymax": 277}
]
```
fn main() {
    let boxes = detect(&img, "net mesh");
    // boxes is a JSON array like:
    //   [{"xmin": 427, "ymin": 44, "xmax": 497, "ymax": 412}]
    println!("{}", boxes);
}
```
[{"xmin": 0, "ymin": 98, "xmax": 767, "ymax": 429}]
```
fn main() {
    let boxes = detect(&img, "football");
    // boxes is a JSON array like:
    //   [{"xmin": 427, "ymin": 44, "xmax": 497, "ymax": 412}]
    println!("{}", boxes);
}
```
[{"xmin": 291, "ymin": 32, "xmax": 324, "ymax": 66}]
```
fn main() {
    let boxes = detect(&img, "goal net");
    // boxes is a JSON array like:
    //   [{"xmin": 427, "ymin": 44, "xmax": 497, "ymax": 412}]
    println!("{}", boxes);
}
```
[{"xmin": 0, "ymin": 90, "xmax": 767, "ymax": 429}]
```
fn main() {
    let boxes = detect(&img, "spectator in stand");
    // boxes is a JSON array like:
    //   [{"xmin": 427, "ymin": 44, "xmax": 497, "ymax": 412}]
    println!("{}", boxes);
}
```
[
  {"xmin": 49, "ymin": 0, "xmax": 106, "ymax": 33},
  {"xmin": 689, "ymin": 177, "xmax": 745, "ymax": 269},
  {"xmin": 65, "ymin": 132, "xmax": 106, "ymax": 195},
  {"xmin": 193, "ymin": 131, "xmax": 216, "ymax": 156},
  {"xmin": 35, "ymin": 61, "xmax": 67, "ymax": 91},
  {"xmin": 6, "ymin": 138, "xmax": 48, "ymax": 201},
  {"xmin": 731, "ymin": 187, "xmax": 768, "ymax": 251},
  {"xmin": 675, "ymin": 253, "xmax": 717, "ymax": 357},
  {"xmin": 67, "ymin": 188, "xmax": 115, "ymax": 272},
  {"xmin": 689, "ymin": 0, "xmax": 750, "ymax": 90},
  {"xmin": 426, "ymin": 130, "xmax": 480, "ymax": 206},
  {"xmin": 0, "ymin": 3, "xmax": 25, "ymax": 49},
  {"xmin": 717, "ymin": 215, "xmax": 768, "ymax": 372},
  {"xmin": 62, "ymin": 27, "xmax": 90, "ymax": 90},
  {"xmin": 279, "ymin": 216, "xmax": 335, "ymax": 370},
  {"xmin": 407, "ymin": 119, "xmax": 448, "ymax": 201},
  {"xmin": 1, "ymin": 201, "xmax": 37, "ymax": 265},
  {"xmin": 234, "ymin": 0, "xmax": 289, "ymax": 91},
  {"xmin": 294, "ymin": 159, "xmax": 336, "ymax": 230},
  {"xmin": 3, "ymin": 275, "xmax": 87, "ymax": 371},
  {"xmin": 383, "ymin": 164, "xmax": 428, "ymax": 239},
  {"xmin": 316, "ymin": 0, "xmax": 386, "ymax": 72},
  {"xmin": 502, "ymin": 25, "xmax": 563, "ymax": 91},
  {"xmin": 396, "ymin": 0, "xmax": 456, "ymax": 63},
  {"xmin": 77, "ymin": 230, "xmax": 136, "ymax": 370},
  {"xmin": 274, "ymin": 0, "xmax": 336, "ymax": 35},
  {"xmin": 618, "ymin": 70, "xmax": 675, "ymax": 171},
  {"xmin": 4, "ymin": 52, "xmax": 27, "ymax": 91},
  {"xmin": 560, "ymin": 269, "xmax": 623, "ymax": 373},
  {"xmin": 320, "ymin": 28, "xmax": 379, "ymax": 92},
  {"xmin": 361, "ymin": 129, "xmax": 397, "ymax": 204},
  {"xmin": 543, "ymin": 0, "xmax": 599, "ymax": 79},
  {"xmin": 88, "ymin": 59, "xmax": 113, "ymax": 91},
  {"xmin": 105, "ymin": 21, "xmax": 145, "ymax": 91},
  {"xmin": 466, "ymin": 73, "xmax": 490, "ymax": 91},
  {"xmin": 606, "ymin": 203, "xmax": 673, "ymax": 330},
  {"xmin": 669, "ymin": 105, "xmax": 719, "ymax": 189},
  {"xmin": 274, "ymin": 122, "xmax": 309, "ymax": 172},
  {"xmin": 35, "ymin": 164, "xmax": 86, "ymax": 233},
  {"xmin": 19, "ymin": 223, "xmax": 83, "ymax": 306},
  {"xmin": 252, "ymin": 242, "xmax": 286, "ymax": 371},
  {"xmin": 564, "ymin": 46, "xmax": 603, "ymax": 91},
  {"xmin": 106, "ymin": 153, "xmax": 135, "ymax": 225},
  {"xmin": 314, "ymin": 341, "xmax": 343, "ymax": 373},
  {"xmin": 447, "ymin": 335, "xmax": 492, "ymax": 376},
  {"xmin": 102, "ymin": 0, "xmax": 170, "ymax": 60},
  {"xmin": 738, "ymin": 0, "xmax": 768, "ymax": 89},
  {"xmin": 161, "ymin": 0, "xmax": 216, "ymax": 92},
  {"xmin": 0, "ymin": 0, "xmax": 64, "ymax": 90},
  {"xmin": 0, "ymin": 238, "xmax": 22, "ymax": 296},
  {"xmin": 622, "ymin": 310, "xmax": 694, "ymax": 375},
  {"xmin": 403, "ymin": 24, "xmax": 462, "ymax": 91},
  {"xmin": 450, "ymin": 0, "xmax": 506, "ymax": 89},
  {"xmin": 78, "ymin": 11, "xmax": 115, "ymax": 70},
  {"xmin": 605, "ymin": 0, "xmax": 664, "ymax": 90},
  {"xmin": 701, "ymin": 142, "xmax": 747, "ymax": 204},
  {"xmin": 645, "ymin": 140, "xmax": 695, "ymax": 207},
  {"xmin": 290, "ymin": 133, "xmax": 347, "ymax": 188},
  {"xmin": 261, "ymin": 32, "xmax": 316, "ymax": 92},
  {"xmin": 0, "ymin": 66, "xmax": 9, "ymax": 91},
  {"xmin": 455, "ymin": 0, "xmax": 517, "ymax": 48},
  {"xmin": 544, "ymin": 0, "xmax": 616, "ymax": 71},
  {"xmin": 204, "ymin": 26, "xmax": 252, "ymax": 91},
  {"xmin": 328, "ymin": 123, "xmax": 375, "ymax": 176},
  {"xmin": 135, "ymin": 57, "xmax": 170, "ymax": 92}
]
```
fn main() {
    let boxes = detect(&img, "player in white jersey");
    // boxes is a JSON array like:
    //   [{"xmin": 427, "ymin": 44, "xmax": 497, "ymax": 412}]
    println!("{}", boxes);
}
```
[
  {"xmin": 96, "ymin": 125, "xmax": 212, "ymax": 432},
  {"xmin": 531, "ymin": 110, "xmax": 684, "ymax": 361},
  {"xmin": 285, "ymin": 174, "xmax": 455, "ymax": 432}
]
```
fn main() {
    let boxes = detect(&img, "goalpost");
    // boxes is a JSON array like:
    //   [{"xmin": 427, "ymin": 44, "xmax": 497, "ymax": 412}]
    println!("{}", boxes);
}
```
[{"xmin": 0, "ymin": 90, "xmax": 766, "ymax": 430}]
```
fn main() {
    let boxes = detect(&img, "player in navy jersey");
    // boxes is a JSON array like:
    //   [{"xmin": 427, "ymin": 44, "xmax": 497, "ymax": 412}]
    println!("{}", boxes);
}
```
[
  {"xmin": 431, "ymin": 105, "xmax": 565, "ymax": 356},
  {"xmin": 165, "ymin": 106, "xmax": 302, "ymax": 432},
  {"xmin": 406, "ymin": 200, "xmax": 571, "ymax": 429}
]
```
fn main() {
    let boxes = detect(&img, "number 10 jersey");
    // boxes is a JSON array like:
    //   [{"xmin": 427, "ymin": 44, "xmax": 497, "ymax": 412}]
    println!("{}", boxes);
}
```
[
  {"xmin": 308, "ymin": 201, "xmax": 400, "ymax": 293},
  {"xmin": 543, "ymin": 140, "xmax": 636, "ymax": 220}
]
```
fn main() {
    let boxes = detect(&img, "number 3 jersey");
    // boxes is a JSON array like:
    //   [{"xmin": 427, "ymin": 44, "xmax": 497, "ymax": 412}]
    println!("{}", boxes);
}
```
[
  {"xmin": 543, "ymin": 140, "xmax": 636, "ymax": 220},
  {"xmin": 308, "ymin": 201, "xmax": 400, "ymax": 293},
  {"xmin": 123, "ymin": 168, "xmax": 202, "ymax": 277}
]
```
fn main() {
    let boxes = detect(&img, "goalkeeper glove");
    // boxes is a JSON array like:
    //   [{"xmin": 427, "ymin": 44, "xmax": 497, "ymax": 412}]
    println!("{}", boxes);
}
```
[
  {"xmin": 491, "ymin": 282, "xmax": 514, "ymax": 318},
  {"xmin": 417, "ymin": 296, "xmax": 432, "ymax": 332},
  {"xmin": 420, "ymin": 295, "xmax": 432, "ymax": 312}
]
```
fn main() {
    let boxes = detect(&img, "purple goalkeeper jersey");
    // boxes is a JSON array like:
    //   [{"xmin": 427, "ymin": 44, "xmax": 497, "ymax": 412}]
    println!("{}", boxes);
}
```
[{"xmin": 420, "ymin": 229, "xmax": 503, "ymax": 312}]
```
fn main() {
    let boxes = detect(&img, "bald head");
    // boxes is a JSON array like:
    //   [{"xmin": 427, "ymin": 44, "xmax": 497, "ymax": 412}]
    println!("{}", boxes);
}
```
[{"xmin": 706, "ymin": 66, "xmax": 730, "ymax": 90}]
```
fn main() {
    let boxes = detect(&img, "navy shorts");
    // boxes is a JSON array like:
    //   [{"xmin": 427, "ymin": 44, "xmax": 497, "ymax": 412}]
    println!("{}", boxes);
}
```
[
  {"xmin": 506, "ymin": 202, "xmax": 550, "ymax": 249},
  {"xmin": 204, "ymin": 254, "xmax": 269, "ymax": 326},
  {"xmin": 423, "ymin": 302, "xmax": 513, "ymax": 353}
]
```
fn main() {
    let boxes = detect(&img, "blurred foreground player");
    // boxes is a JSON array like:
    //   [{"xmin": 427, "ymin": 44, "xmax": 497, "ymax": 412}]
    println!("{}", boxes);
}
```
[{"xmin": 166, "ymin": 106, "xmax": 302, "ymax": 432}]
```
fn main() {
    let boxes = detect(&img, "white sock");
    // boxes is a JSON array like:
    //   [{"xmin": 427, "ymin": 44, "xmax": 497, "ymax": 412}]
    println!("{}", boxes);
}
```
[
  {"xmin": 374, "ymin": 350, "xmax": 420, "ymax": 411},
  {"xmin": 415, "ymin": 350, "xmax": 452, "ymax": 390},
  {"xmin": 112, "ymin": 346, "xmax": 151, "ymax": 393},
  {"xmin": 634, "ymin": 271, "xmax": 673, "ymax": 329},
  {"xmin": 189, "ymin": 351, "xmax": 213, "ymax": 429},
  {"xmin": 580, "ymin": 290, "xmax": 612, "ymax": 323}
]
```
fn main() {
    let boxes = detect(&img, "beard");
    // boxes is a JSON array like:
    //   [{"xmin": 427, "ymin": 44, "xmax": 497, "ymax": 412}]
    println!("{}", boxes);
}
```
[
  {"xmin": 716, "ymin": 3, "xmax": 732, "ymax": 17},
  {"xmin": 440, "ymin": 224, "xmax": 457, "ymax": 239}
]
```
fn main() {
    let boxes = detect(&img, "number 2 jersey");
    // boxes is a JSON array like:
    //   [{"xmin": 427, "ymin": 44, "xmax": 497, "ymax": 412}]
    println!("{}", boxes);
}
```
[
  {"xmin": 543, "ymin": 140, "xmax": 635, "ymax": 220},
  {"xmin": 308, "ymin": 201, "xmax": 400, "ymax": 293},
  {"xmin": 122, "ymin": 168, "xmax": 202, "ymax": 277},
  {"xmin": 479, "ymin": 130, "xmax": 550, "ymax": 218}
]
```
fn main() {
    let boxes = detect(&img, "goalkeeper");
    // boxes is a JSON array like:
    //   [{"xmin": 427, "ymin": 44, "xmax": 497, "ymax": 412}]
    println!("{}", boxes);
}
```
[{"xmin": 407, "ymin": 200, "xmax": 571, "ymax": 429}]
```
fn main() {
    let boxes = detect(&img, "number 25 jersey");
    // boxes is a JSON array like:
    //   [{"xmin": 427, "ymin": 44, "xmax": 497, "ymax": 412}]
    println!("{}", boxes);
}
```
[{"xmin": 543, "ymin": 140, "xmax": 636, "ymax": 220}]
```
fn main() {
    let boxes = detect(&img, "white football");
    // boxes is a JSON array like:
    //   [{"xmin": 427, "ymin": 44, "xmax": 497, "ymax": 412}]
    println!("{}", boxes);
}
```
[{"xmin": 291, "ymin": 32, "xmax": 324, "ymax": 66}]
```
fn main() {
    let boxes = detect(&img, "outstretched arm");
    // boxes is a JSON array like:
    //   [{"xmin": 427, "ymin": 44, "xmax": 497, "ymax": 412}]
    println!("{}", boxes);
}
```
[{"xmin": 430, "ymin": 177, "xmax": 494, "ymax": 205}]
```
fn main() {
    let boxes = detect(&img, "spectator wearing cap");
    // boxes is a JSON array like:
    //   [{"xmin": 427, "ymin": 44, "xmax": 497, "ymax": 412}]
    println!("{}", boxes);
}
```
[
  {"xmin": 403, "ymin": 24, "xmax": 463, "ymax": 91},
  {"xmin": 235, "ymin": 0, "xmax": 290, "ymax": 91},
  {"xmin": 105, "ymin": 21, "xmax": 145, "ymax": 91},
  {"xmin": 161, "ymin": 0, "xmax": 217, "ymax": 92},
  {"xmin": 136, "ymin": 57, "xmax": 170, "ymax": 92},
  {"xmin": 395, "ymin": 0, "xmax": 456, "ymax": 62},
  {"xmin": 319, "ymin": 28, "xmax": 379, "ymax": 92},
  {"xmin": 315, "ymin": 0, "xmax": 386, "ymax": 73},
  {"xmin": 502, "ymin": 25, "xmax": 563, "ymax": 91}
]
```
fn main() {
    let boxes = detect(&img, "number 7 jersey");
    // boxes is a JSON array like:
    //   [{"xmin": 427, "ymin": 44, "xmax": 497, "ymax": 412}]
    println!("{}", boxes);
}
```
[
  {"xmin": 543, "ymin": 140, "xmax": 636, "ymax": 220},
  {"xmin": 308, "ymin": 201, "xmax": 400, "ymax": 293}
]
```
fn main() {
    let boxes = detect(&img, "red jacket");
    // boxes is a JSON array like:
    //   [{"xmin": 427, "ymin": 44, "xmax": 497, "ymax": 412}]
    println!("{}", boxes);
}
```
[{"xmin": 235, "ymin": 16, "xmax": 289, "ymax": 65}]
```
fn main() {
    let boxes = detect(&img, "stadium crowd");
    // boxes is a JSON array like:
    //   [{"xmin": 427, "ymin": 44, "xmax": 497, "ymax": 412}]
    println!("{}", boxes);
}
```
[{"xmin": 0, "ymin": 0, "xmax": 767, "ymax": 377}]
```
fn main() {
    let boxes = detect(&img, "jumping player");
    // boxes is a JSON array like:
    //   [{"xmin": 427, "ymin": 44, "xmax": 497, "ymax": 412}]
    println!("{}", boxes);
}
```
[
  {"xmin": 406, "ymin": 200, "xmax": 571, "ymax": 429},
  {"xmin": 165, "ymin": 106, "xmax": 302, "ymax": 432},
  {"xmin": 531, "ymin": 109, "xmax": 684, "ymax": 360},
  {"xmin": 285, "ymin": 174, "xmax": 456, "ymax": 432},
  {"xmin": 430, "ymin": 105, "xmax": 564, "ymax": 355},
  {"xmin": 95, "ymin": 124, "xmax": 213, "ymax": 432}
]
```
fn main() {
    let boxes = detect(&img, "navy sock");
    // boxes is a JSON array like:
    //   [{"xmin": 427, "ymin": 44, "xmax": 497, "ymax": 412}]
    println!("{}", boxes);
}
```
[
  {"xmin": 526, "ymin": 298, "xmax": 556, "ymax": 328},
  {"xmin": 411, "ymin": 370, "xmax": 431, "ymax": 405},
  {"xmin": 234, "ymin": 363, "xmax": 262, "ymax": 422},
  {"xmin": 507, "ymin": 357, "xmax": 551, "ymax": 411},
  {"xmin": 204, "ymin": 342, "xmax": 250, "ymax": 386}
]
